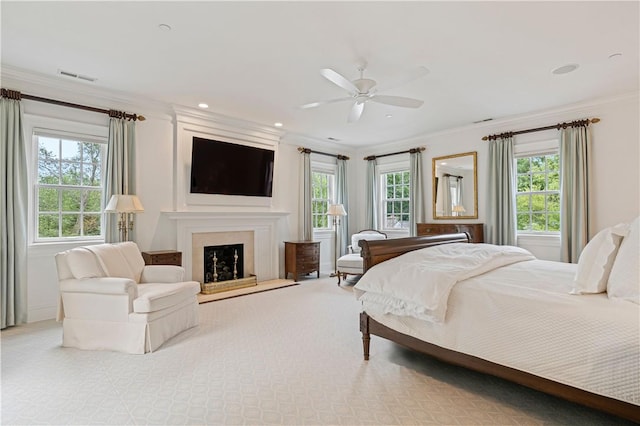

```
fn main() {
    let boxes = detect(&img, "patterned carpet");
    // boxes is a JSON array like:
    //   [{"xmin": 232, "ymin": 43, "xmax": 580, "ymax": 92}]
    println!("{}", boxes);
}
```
[{"xmin": 1, "ymin": 276, "xmax": 633, "ymax": 425}]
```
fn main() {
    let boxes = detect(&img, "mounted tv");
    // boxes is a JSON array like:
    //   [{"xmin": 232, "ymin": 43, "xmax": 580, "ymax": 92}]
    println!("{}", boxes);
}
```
[{"xmin": 190, "ymin": 137, "xmax": 274, "ymax": 198}]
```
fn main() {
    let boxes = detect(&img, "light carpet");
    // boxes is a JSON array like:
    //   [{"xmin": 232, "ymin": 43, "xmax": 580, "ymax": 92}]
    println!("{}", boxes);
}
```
[{"xmin": 1, "ymin": 275, "xmax": 633, "ymax": 425}]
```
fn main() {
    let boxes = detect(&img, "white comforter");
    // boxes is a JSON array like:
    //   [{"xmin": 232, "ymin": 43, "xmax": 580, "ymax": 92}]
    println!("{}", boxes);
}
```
[{"xmin": 353, "ymin": 243, "xmax": 535, "ymax": 322}]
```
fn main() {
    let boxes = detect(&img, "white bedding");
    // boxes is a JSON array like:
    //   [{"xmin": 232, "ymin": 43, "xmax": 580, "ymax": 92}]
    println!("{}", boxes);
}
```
[
  {"xmin": 358, "ymin": 256, "xmax": 640, "ymax": 405},
  {"xmin": 354, "ymin": 243, "xmax": 535, "ymax": 322}
]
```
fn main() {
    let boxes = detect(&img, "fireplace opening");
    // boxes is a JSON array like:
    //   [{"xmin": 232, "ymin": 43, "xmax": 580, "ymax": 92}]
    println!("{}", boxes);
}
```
[{"xmin": 204, "ymin": 244, "xmax": 244, "ymax": 283}]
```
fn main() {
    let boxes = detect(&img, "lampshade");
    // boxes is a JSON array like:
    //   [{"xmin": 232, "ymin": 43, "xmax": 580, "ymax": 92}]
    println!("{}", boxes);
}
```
[
  {"xmin": 327, "ymin": 204, "xmax": 347, "ymax": 216},
  {"xmin": 452, "ymin": 204, "xmax": 466, "ymax": 213},
  {"xmin": 104, "ymin": 195, "xmax": 145, "ymax": 213}
]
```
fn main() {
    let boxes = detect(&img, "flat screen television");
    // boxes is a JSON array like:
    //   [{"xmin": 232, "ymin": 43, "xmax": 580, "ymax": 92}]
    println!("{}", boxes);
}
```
[{"xmin": 190, "ymin": 137, "xmax": 274, "ymax": 197}]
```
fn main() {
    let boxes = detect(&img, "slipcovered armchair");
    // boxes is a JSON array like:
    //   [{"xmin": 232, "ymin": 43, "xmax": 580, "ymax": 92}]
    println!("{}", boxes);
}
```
[
  {"xmin": 55, "ymin": 242, "xmax": 200, "ymax": 354},
  {"xmin": 336, "ymin": 230, "xmax": 387, "ymax": 285}
]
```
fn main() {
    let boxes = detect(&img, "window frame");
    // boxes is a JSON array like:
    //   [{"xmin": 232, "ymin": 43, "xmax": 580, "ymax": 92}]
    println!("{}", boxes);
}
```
[
  {"xmin": 514, "ymin": 139, "xmax": 560, "ymax": 235},
  {"xmin": 26, "ymin": 115, "xmax": 109, "ymax": 244},
  {"xmin": 311, "ymin": 162, "xmax": 336, "ymax": 231},
  {"xmin": 378, "ymin": 161, "xmax": 411, "ymax": 232}
]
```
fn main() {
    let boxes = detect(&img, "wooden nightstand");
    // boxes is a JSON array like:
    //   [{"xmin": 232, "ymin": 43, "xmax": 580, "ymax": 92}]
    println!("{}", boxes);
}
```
[
  {"xmin": 284, "ymin": 241, "xmax": 320, "ymax": 282},
  {"xmin": 141, "ymin": 250, "xmax": 182, "ymax": 266}
]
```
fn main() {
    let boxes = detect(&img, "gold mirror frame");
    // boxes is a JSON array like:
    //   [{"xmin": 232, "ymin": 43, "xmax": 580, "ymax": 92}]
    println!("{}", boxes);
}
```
[{"xmin": 432, "ymin": 151, "xmax": 478, "ymax": 220}]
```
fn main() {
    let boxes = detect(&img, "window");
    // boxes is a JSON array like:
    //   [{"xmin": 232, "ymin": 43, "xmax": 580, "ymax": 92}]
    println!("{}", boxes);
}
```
[
  {"xmin": 311, "ymin": 171, "xmax": 334, "ymax": 230},
  {"xmin": 381, "ymin": 170, "xmax": 410, "ymax": 230},
  {"xmin": 516, "ymin": 154, "xmax": 560, "ymax": 232},
  {"xmin": 35, "ymin": 131, "xmax": 106, "ymax": 241}
]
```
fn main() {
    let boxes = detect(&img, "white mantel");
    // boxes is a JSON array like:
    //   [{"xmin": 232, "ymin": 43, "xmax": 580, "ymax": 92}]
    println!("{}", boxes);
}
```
[{"xmin": 164, "ymin": 211, "xmax": 289, "ymax": 282}]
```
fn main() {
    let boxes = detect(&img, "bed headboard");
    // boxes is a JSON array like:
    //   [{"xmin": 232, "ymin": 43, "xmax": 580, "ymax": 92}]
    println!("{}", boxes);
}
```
[{"xmin": 358, "ymin": 233, "xmax": 471, "ymax": 272}]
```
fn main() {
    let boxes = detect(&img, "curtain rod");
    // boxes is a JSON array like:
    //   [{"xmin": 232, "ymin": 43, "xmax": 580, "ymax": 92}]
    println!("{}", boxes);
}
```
[
  {"xmin": 0, "ymin": 88, "xmax": 145, "ymax": 121},
  {"xmin": 298, "ymin": 147, "xmax": 349, "ymax": 160},
  {"xmin": 364, "ymin": 146, "xmax": 425, "ymax": 161},
  {"xmin": 443, "ymin": 173, "xmax": 463, "ymax": 179},
  {"xmin": 482, "ymin": 117, "xmax": 599, "ymax": 141}
]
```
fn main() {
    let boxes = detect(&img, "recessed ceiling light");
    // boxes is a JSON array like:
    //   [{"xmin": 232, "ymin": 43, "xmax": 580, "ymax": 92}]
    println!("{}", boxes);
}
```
[
  {"xmin": 386, "ymin": 114, "xmax": 393, "ymax": 119},
  {"xmin": 551, "ymin": 64, "xmax": 579, "ymax": 75},
  {"xmin": 440, "ymin": 162, "xmax": 447, "ymax": 166},
  {"xmin": 198, "ymin": 103, "xmax": 208, "ymax": 109},
  {"xmin": 158, "ymin": 24, "xmax": 172, "ymax": 31},
  {"xmin": 274, "ymin": 122, "xmax": 283, "ymax": 127}
]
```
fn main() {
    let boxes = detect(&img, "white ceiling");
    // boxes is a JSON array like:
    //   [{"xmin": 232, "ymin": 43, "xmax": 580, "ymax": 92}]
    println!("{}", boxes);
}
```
[{"xmin": 2, "ymin": 1, "xmax": 638, "ymax": 146}]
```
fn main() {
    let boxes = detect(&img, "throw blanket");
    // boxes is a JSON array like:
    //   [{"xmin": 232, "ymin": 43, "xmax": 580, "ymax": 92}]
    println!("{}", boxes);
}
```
[{"xmin": 354, "ymin": 243, "xmax": 536, "ymax": 323}]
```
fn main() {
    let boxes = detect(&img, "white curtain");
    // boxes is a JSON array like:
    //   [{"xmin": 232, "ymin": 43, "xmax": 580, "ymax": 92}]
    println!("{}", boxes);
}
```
[
  {"xmin": 104, "ymin": 117, "xmax": 136, "ymax": 243},
  {"xmin": 409, "ymin": 150, "xmax": 425, "ymax": 236},
  {"xmin": 335, "ymin": 157, "xmax": 348, "ymax": 256},
  {"xmin": 487, "ymin": 136, "xmax": 517, "ymax": 245},
  {"xmin": 1, "ymin": 93, "xmax": 28, "ymax": 329},
  {"xmin": 560, "ymin": 125, "xmax": 590, "ymax": 263},
  {"xmin": 300, "ymin": 151, "xmax": 313, "ymax": 241},
  {"xmin": 365, "ymin": 159, "xmax": 378, "ymax": 229},
  {"xmin": 442, "ymin": 175, "xmax": 452, "ymax": 216}
]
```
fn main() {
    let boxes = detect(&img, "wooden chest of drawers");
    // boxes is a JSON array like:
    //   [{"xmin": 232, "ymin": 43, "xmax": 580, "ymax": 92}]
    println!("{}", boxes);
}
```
[
  {"xmin": 141, "ymin": 250, "xmax": 182, "ymax": 266},
  {"xmin": 416, "ymin": 223, "xmax": 484, "ymax": 243},
  {"xmin": 284, "ymin": 241, "xmax": 320, "ymax": 282}
]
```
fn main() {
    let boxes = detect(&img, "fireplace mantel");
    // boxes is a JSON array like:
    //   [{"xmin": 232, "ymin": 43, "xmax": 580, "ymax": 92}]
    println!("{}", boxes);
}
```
[{"xmin": 164, "ymin": 211, "xmax": 289, "ymax": 282}]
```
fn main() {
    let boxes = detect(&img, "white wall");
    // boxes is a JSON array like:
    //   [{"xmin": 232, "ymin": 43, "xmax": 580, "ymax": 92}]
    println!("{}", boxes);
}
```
[{"xmin": 4, "ymin": 68, "xmax": 638, "ymax": 322}]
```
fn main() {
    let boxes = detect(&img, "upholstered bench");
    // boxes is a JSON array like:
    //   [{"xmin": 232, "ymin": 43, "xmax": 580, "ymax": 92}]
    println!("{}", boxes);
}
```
[{"xmin": 55, "ymin": 242, "xmax": 200, "ymax": 354}]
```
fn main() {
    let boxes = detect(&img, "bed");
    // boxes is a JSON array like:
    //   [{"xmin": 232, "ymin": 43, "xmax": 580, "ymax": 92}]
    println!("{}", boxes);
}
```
[{"xmin": 354, "ymin": 230, "xmax": 640, "ymax": 422}]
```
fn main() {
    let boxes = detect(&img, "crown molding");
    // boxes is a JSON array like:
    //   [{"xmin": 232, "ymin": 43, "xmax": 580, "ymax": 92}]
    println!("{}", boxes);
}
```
[{"xmin": 1, "ymin": 65, "xmax": 173, "ymax": 121}]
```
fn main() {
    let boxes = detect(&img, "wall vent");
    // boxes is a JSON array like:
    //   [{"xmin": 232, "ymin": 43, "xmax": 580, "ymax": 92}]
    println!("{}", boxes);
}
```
[
  {"xmin": 57, "ymin": 69, "xmax": 97, "ymax": 82},
  {"xmin": 473, "ymin": 118, "xmax": 493, "ymax": 124}
]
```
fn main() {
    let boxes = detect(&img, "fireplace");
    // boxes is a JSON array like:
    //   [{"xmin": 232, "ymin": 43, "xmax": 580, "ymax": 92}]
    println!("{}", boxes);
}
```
[
  {"xmin": 164, "ymin": 211, "xmax": 290, "ymax": 282},
  {"xmin": 204, "ymin": 244, "xmax": 244, "ymax": 283}
]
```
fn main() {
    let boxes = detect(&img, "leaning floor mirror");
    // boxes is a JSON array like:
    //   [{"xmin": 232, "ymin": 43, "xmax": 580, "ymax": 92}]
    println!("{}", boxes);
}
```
[{"xmin": 433, "ymin": 151, "xmax": 478, "ymax": 219}]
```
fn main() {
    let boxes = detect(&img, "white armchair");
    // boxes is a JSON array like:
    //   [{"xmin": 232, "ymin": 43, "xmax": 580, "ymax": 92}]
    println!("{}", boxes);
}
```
[
  {"xmin": 55, "ymin": 242, "xmax": 200, "ymax": 354},
  {"xmin": 336, "ymin": 230, "xmax": 387, "ymax": 285}
]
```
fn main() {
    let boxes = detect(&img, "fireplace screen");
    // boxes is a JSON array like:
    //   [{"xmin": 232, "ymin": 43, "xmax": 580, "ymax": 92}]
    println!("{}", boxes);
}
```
[{"xmin": 203, "ymin": 244, "xmax": 244, "ymax": 283}]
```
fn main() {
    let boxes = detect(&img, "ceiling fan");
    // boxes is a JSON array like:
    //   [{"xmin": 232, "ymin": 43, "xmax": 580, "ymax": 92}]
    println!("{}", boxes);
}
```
[{"xmin": 300, "ymin": 64, "xmax": 429, "ymax": 123}]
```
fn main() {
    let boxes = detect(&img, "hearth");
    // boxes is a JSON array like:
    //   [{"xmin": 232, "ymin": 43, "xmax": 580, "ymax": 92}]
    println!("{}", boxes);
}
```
[{"xmin": 204, "ymin": 244, "xmax": 244, "ymax": 283}]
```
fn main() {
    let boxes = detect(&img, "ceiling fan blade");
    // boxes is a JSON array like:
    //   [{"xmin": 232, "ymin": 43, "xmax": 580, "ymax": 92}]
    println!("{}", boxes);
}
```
[
  {"xmin": 320, "ymin": 68, "xmax": 359, "ymax": 94},
  {"xmin": 370, "ymin": 95, "xmax": 424, "ymax": 108},
  {"xmin": 299, "ymin": 97, "xmax": 353, "ymax": 109},
  {"xmin": 347, "ymin": 101, "xmax": 365, "ymax": 123},
  {"xmin": 375, "ymin": 66, "xmax": 429, "ymax": 92}
]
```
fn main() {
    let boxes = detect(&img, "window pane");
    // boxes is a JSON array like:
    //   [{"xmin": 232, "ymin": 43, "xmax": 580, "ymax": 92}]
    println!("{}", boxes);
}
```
[
  {"xmin": 516, "ymin": 194, "xmax": 530, "ymax": 211},
  {"xmin": 62, "ymin": 189, "xmax": 81, "ymax": 212},
  {"xmin": 530, "ymin": 157, "xmax": 545, "ymax": 172},
  {"xmin": 39, "ymin": 159, "xmax": 60, "ymax": 184},
  {"xmin": 84, "ymin": 190, "xmax": 102, "ymax": 212},
  {"xmin": 531, "ymin": 213, "xmax": 547, "ymax": 231},
  {"xmin": 38, "ymin": 137, "xmax": 59, "ymax": 159},
  {"xmin": 62, "ymin": 214, "xmax": 81, "ymax": 237},
  {"xmin": 548, "ymin": 213, "xmax": 560, "ymax": 231},
  {"xmin": 39, "ymin": 187, "xmax": 59, "ymax": 211},
  {"xmin": 82, "ymin": 162, "xmax": 102, "ymax": 187},
  {"xmin": 531, "ymin": 173, "xmax": 546, "ymax": 191},
  {"xmin": 517, "ymin": 158, "xmax": 530, "ymax": 174},
  {"xmin": 38, "ymin": 214, "xmax": 59, "ymax": 238},
  {"xmin": 548, "ymin": 172, "xmax": 559, "ymax": 191},
  {"xmin": 61, "ymin": 162, "xmax": 81, "ymax": 185},
  {"xmin": 547, "ymin": 193, "xmax": 560, "ymax": 212},
  {"xmin": 531, "ymin": 194, "xmax": 545, "ymax": 211},
  {"xmin": 83, "ymin": 214, "xmax": 101, "ymax": 236},
  {"xmin": 517, "ymin": 213, "xmax": 531, "ymax": 231},
  {"xmin": 61, "ymin": 139, "xmax": 80, "ymax": 161},
  {"xmin": 517, "ymin": 175, "xmax": 530, "ymax": 192},
  {"xmin": 546, "ymin": 155, "xmax": 559, "ymax": 172}
]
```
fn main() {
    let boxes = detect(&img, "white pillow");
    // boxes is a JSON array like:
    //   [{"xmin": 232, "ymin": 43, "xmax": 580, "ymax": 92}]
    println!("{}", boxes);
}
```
[
  {"xmin": 608, "ymin": 217, "xmax": 640, "ymax": 304},
  {"xmin": 351, "ymin": 232, "xmax": 387, "ymax": 254},
  {"xmin": 572, "ymin": 223, "xmax": 629, "ymax": 294},
  {"xmin": 66, "ymin": 248, "xmax": 104, "ymax": 279}
]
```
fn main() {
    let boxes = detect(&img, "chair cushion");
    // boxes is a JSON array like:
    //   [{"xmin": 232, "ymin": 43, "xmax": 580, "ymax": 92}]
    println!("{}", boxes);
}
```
[
  {"xmin": 351, "ymin": 232, "xmax": 387, "ymax": 254},
  {"xmin": 133, "ymin": 282, "xmax": 200, "ymax": 313},
  {"xmin": 337, "ymin": 253, "xmax": 364, "ymax": 270},
  {"xmin": 66, "ymin": 247, "xmax": 105, "ymax": 279},
  {"xmin": 117, "ymin": 242, "xmax": 146, "ymax": 283},
  {"xmin": 86, "ymin": 244, "xmax": 136, "ymax": 281}
]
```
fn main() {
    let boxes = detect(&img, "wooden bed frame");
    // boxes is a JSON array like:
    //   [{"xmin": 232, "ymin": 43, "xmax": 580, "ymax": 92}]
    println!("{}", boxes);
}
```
[{"xmin": 358, "ymin": 233, "xmax": 640, "ymax": 423}]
